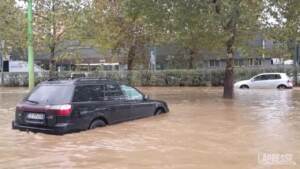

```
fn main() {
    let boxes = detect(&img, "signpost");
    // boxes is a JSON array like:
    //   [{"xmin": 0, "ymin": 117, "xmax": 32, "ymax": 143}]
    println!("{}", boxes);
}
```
[
  {"xmin": 293, "ymin": 40, "xmax": 300, "ymax": 86},
  {"xmin": 27, "ymin": 0, "xmax": 35, "ymax": 89},
  {"xmin": 149, "ymin": 48, "xmax": 156, "ymax": 71},
  {"xmin": 0, "ymin": 40, "xmax": 4, "ymax": 86}
]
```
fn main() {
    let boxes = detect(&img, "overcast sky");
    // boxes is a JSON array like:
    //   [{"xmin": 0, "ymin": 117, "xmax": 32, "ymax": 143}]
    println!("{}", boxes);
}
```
[{"xmin": 15, "ymin": 0, "xmax": 26, "ymax": 9}]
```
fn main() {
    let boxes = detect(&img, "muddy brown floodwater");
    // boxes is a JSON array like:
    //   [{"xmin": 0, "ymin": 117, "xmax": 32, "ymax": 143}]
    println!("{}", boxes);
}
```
[{"xmin": 0, "ymin": 87, "xmax": 300, "ymax": 169}]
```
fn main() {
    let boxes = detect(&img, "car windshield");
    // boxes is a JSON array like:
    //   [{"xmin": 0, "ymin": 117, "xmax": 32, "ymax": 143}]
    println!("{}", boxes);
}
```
[{"xmin": 26, "ymin": 85, "xmax": 74, "ymax": 105}]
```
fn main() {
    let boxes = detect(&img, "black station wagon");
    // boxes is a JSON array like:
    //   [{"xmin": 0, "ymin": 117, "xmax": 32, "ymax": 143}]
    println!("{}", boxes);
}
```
[{"xmin": 12, "ymin": 78, "xmax": 169, "ymax": 134}]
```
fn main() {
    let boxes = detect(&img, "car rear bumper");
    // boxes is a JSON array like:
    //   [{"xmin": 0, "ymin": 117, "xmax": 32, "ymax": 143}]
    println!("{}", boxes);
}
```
[
  {"xmin": 12, "ymin": 121, "xmax": 72, "ymax": 135},
  {"xmin": 287, "ymin": 84, "xmax": 293, "ymax": 89}
]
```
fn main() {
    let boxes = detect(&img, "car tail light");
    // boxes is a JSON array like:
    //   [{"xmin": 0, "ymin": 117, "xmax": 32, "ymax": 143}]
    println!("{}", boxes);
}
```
[
  {"xmin": 50, "ymin": 104, "xmax": 72, "ymax": 116},
  {"xmin": 287, "ymin": 79, "xmax": 294, "ymax": 86}
]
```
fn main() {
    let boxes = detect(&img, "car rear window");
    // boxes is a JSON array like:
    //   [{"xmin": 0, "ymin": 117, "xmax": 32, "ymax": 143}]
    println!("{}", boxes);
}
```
[
  {"xmin": 272, "ymin": 74, "xmax": 281, "ymax": 79},
  {"xmin": 26, "ymin": 85, "xmax": 74, "ymax": 105}
]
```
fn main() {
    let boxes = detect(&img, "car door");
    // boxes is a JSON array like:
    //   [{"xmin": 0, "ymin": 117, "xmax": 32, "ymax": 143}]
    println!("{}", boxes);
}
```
[
  {"xmin": 104, "ymin": 83, "xmax": 132, "ymax": 123},
  {"xmin": 121, "ymin": 85, "xmax": 156, "ymax": 119},
  {"xmin": 265, "ymin": 74, "xmax": 279, "ymax": 88},
  {"xmin": 259, "ymin": 74, "xmax": 279, "ymax": 88},
  {"xmin": 271, "ymin": 74, "xmax": 283, "ymax": 88},
  {"xmin": 251, "ymin": 75, "xmax": 267, "ymax": 89},
  {"xmin": 72, "ymin": 85, "xmax": 107, "ymax": 130}
]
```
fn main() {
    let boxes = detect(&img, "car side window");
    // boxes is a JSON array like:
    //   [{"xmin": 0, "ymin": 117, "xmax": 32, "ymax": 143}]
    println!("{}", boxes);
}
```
[
  {"xmin": 274, "ymin": 74, "xmax": 281, "ymax": 79},
  {"xmin": 105, "ymin": 84, "xmax": 123, "ymax": 99},
  {"xmin": 265, "ymin": 74, "xmax": 279, "ymax": 80},
  {"xmin": 73, "ymin": 85, "xmax": 104, "ymax": 102},
  {"xmin": 254, "ymin": 75, "xmax": 263, "ymax": 81},
  {"xmin": 254, "ymin": 75, "xmax": 268, "ymax": 81},
  {"xmin": 120, "ymin": 85, "xmax": 143, "ymax": 100},
  {"xmin": 265, "ymin": 75, "xmax": 273, "ymax": 80},
  {"xmin": 254, "ymin": 74, "xmax": 282, "ymax": 81}
]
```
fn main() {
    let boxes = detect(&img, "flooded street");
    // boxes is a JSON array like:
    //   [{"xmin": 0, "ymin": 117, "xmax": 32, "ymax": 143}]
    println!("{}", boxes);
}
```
[{"xmin": 0, "ymin": 87, "xmax": 300, "ymax": 169}]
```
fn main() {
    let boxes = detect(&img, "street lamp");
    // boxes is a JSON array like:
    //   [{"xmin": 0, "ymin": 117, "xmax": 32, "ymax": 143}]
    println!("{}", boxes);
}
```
[{"xmin": 27, "ymin": 0, "xmax": 35, "ymax": 89}]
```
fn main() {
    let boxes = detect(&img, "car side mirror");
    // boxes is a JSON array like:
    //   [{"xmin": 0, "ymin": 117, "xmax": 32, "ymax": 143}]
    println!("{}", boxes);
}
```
[
  {"xmin": 144, "ymin": 95, "xmax": 150, "ymax": 100},
  {"xmin": 251, "ymin": 79, "xmax": 255, "ymax": 82}
]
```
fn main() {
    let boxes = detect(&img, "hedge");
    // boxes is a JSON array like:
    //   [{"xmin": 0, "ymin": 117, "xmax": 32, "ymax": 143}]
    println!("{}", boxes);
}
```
[{"xmin": 0, "ymin": 66, "xmax": 297, "ymax": 87}]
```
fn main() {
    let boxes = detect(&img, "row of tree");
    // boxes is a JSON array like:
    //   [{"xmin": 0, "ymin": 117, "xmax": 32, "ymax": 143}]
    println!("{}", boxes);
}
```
[{"xmin": 1, "ymin": 0, "xmax": 300, "ymax": 98}]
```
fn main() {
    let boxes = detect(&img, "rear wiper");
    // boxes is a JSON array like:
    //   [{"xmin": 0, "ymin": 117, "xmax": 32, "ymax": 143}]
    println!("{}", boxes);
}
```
[{"xmin": 26, "ymin": 99, "xmax": 39, "ymax": 104}]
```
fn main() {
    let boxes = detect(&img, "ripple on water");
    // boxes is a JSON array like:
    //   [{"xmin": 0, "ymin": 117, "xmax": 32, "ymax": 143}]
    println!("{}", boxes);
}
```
[{"xmin": 0, "ymin": 87, "xmax": 300, "ymax": 169}]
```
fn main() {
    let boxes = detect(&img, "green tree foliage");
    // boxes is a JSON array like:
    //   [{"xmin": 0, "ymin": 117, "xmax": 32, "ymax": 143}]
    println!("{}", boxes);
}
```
[
  {"xmin": 3, "ymin": 0, "xmax": 291, "ymax": 99},
  {"xmin": 129, "ymin": 0, "xmax": 263, "ymax": 98},
  {"xmin": 0, "ymin": 0, "xmax": 26, "ymax": 58},
  {"xmin": 264, "ymin": 0, "xmax": 300, "ymax": 57},
  {"xmin": 84, "ymin": 0, "xmax": 163, "ymax": 70},
  {"xmin": 32, "ymin": 0, "xmax": 87, "ymax": 77},
  {"xmin": 127, "ymin": 0, "xmax": 223, "ymax": 69}
]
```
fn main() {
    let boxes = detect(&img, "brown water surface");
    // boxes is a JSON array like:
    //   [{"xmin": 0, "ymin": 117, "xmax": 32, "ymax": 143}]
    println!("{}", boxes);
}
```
[{"xmin": 0, "ymin": 87, "xmax": 299, "ymax": 169}]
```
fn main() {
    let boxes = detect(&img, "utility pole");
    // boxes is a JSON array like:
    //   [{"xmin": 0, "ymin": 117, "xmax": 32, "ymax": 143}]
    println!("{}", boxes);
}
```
[
  {"xmin": 0, "ymin": 40, "xmax": 4, "ymax": 86},
  {"xmin": 293, "ymin": 40, "xmax": 299, "ymax": 86},
  {"xmin": 295, "ymin": 42, "xmax": 300, "ymax": 86},
  {"xmin": 27, "ymin": 0, "xmax": 35, "ymax": 89}
]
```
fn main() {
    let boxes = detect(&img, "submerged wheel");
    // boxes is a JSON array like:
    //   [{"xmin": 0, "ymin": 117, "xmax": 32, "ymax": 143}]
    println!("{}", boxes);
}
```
[
  {"xmin": 155, "ymin": 108, "xmax": 164, "ymax": 115},
  {"xmin": 89, "ymin": 119, "xmax": 106, "ymax": 129},
  {"xmin": 277, "ymin": 85, "xmax": 287, "ymax": 89},
  {"xmin": 240, "ymin": 85, "xmax": 249, "ymax": 89}
]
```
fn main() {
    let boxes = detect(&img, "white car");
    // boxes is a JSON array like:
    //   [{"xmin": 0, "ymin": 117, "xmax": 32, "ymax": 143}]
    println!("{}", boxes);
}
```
[
  {"xmin": 234, "ymin": 73, "xmax": 293, "ymax": 89},
  {"xmin": 8, "ymin": 60, "xmax": 45, "ymax": 72}
]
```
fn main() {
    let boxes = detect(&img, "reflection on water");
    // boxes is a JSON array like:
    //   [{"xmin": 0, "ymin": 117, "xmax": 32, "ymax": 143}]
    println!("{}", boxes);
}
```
[{"xmin": 0, "ymin": 87, "xmax": 300, "ymax": 169}]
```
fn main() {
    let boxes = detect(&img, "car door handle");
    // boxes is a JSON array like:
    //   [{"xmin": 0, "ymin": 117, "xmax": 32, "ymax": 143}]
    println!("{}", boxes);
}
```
[
  {"xmin": 79, "ymin": 109, "xmax": 89, "ymax": 116},
  {"xmin": 95, "ymin": 107, "xmax": 112, "ymax": 111}
]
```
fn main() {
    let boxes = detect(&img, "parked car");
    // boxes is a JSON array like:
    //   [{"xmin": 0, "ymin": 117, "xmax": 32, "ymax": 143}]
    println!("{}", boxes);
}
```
[
  {"xmin": 3, "ymin": 60, "xmax": 45, "ymax": 73},
  {"xmin": 234, "ymin": 73, "xmax": 293, "ymax": 89},
  {"xmin": 12, "ymin": 78, "xmax": 169, "ymax": 134}
]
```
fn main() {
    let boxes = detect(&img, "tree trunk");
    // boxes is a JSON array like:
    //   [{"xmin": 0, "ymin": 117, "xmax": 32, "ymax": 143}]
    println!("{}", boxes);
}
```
[
  {"xmin": 49, "ymin": 0, "xmax": 57, "ymax": 79},
  {"xmin": 127, "ymin": 44, "xmax": 136, "ymax": 71},
  {"xmin": 293, "ymin": 43, "xmax": 299, "ymax": 86},
  {"xmin": 188, "ymin": 50, "xmax": 195, "ymax": 69},
  {"xmin": 127, "ymin": 44, "xmax": 136, "ymax": 85},
  {"xmin": 212, "ymin": 0, "xmax": 240, "ymax": 99},
  {"xmin": 223, "ymin": 46, "xmax": 234, "ymax": 99},
  {"xmin": 49, "ymin": 46, "xmax": 56, "ymax": 79}
]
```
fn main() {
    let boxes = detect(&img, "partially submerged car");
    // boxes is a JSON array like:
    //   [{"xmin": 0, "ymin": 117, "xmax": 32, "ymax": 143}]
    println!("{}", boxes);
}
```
[
  {"xmin": 12, "ymin": 78, "xmax": 169, "ymax": 134},
  {"xmin": 234, "ymin": 73, "xmax": 293, "ymax": 89}
]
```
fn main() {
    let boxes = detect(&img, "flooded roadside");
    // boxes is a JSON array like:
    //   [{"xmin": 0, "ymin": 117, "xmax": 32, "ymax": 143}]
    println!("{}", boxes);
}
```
[{"xmin": 0, "ymin": 87, "xmax": 299, "ymax": 169}]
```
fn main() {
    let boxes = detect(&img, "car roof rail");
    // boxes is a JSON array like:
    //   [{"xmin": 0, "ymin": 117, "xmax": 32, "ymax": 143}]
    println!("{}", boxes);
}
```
[
  {"xmin": 47, "ymin": 76, "xmax": 72, "ymax": 81},
  {"xmin": 74, "ymin": 77, "xmax": 116, "ymax": 84},
  {"xmin": 47, "ymin": 78, "xmax": 58, "ymax": 81}
]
